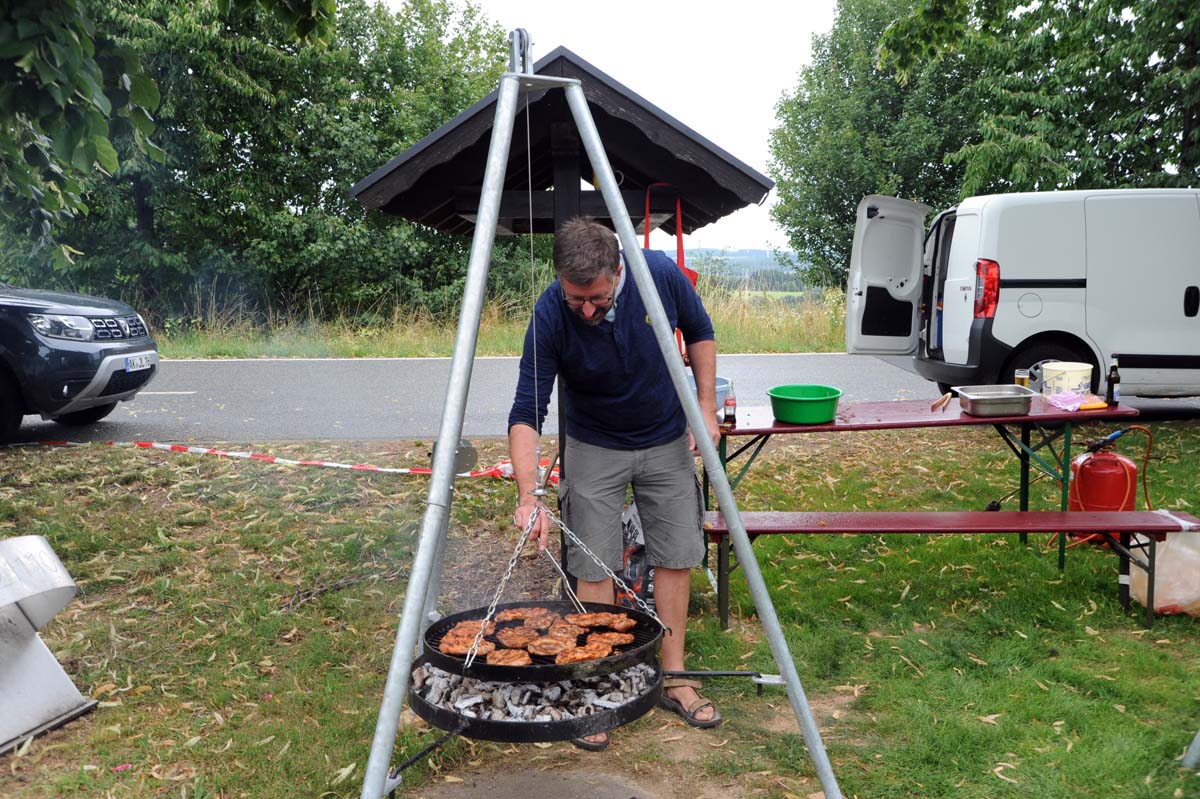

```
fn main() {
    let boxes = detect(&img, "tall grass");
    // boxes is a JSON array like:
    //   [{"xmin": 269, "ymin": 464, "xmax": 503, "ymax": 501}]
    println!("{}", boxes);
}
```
[
  {"xmin": 157, "ymin": 275, "xmax": 845, "ymax": 358},
  {"xmin": 698, "ymin": 273, "xmax": 845, "ymax": 353}
]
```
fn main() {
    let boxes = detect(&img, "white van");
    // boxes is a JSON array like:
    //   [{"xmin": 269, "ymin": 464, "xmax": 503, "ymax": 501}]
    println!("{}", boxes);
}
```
[{"xmin": 845, "ymin": 189, "xmax": 1200, "ymax": 397}]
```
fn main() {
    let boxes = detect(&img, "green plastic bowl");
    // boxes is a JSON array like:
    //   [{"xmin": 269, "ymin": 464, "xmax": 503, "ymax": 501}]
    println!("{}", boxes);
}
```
[{"xmin": 767, "ymin": 384, "xmax": 843, "ymax": 424}]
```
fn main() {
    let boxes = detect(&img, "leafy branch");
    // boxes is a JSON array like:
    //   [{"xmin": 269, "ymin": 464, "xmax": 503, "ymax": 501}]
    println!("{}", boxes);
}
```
[{"xmin": 0, "ymin": 0, "xmax": 334, "ymax": 259}]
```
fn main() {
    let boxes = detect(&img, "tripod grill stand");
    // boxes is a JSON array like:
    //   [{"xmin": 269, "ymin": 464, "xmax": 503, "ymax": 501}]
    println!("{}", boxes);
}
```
[{"xmin": 359, "ymin": 30, "xmax": 843, "ymax": 799}]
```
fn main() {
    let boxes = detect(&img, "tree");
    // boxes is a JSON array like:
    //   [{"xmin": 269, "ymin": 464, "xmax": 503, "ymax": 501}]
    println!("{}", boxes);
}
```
[
  {"xmin": 878, "ymin": 0, "xmax": 1200, "ymax": 193},
  {"xmin": 25, "ymin": 0, "xmax": 508, "ymax": 315},
  {"xmin": 768, "ymin": 0, "xmax": 983, "ymax": 286},
  {"xmin": 0, "ymin": 0, "xmax": 334, "ymax": 253}
]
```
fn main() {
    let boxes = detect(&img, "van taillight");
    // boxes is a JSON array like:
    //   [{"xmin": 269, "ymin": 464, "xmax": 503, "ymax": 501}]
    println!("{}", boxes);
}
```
[{"xmin": 974, "ymin": 259, "xmax": 1000, "ymax": 318}]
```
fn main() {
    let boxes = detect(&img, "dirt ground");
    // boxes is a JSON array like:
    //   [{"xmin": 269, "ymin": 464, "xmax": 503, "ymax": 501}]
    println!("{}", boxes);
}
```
[
  {"xmin": 403, "ymin": 695, "xmax": 852, "ymax": 799},
  {"xmin": 439, "ymin": 516, "xmax": 563, "ymax": 613}
]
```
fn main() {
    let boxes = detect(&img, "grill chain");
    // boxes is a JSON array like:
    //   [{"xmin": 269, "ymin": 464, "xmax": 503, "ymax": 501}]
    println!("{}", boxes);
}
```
[
  {"xmin": 542, "ymin": 507, "xmax": 668, "ymax": 633},
  {"xmin": 463, "ymin": 506, "xmax": 670, "ymax": 670},
  {"xmin": 463, "ymin": 508, "xmax": 539, "ymax": 668}
]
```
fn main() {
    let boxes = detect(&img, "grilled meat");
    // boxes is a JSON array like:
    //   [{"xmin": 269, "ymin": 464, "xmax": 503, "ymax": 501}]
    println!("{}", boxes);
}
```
[
  {"xmin": 486, "ymin": 648, "xmax": 533, "ymax": 666},
  {"xmin": 555, "ymin": 641, "xmax": 613, "ymax": 664},
  {"xmin": 527, "ymin": 636, "xmax": 577, "ymax": 657}
]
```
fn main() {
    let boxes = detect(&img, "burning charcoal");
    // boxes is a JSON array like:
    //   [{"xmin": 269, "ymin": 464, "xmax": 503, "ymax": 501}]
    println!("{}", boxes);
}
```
[
  {"xmin": 454, "ymin": 694, "xmax": 485, "ymax": 710},
  {"xmin": 428, "ymin": 683, "xmax": 449, "ymax": 706},
  {"xmin": 414, "ymin": 662, "xmax": 657, "ymax": 725}
]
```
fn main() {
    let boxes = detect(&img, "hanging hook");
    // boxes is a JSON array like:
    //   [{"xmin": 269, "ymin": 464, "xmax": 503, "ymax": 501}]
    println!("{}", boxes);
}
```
[
  {"xmin": 508, "ymin": 29, "xmax": 533, "ymax": 74},
  {"xmin": 531, "ymin": 452, "xmax": 559, "ymax": 499}
]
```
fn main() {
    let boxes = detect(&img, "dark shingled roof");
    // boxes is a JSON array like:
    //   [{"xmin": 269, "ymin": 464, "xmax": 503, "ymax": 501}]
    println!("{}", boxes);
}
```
[{"xmin": 350, "ymin": 46, "xmax": 773, "ymax": 236}]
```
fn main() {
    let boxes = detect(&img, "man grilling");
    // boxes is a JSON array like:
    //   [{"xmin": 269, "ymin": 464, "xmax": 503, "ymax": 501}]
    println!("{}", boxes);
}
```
[{"xmin": 507, "ymin": 217, "xmax": 722, "ymax": 750}]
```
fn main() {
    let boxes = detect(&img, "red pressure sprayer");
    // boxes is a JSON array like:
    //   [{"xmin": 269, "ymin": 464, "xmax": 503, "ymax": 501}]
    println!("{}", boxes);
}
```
[
  {"xmin": 1066, "ymin": 427, "xmax": 1155, "ymax": 546},
  {"xmin": 1069, "ymin": 430, "xmax": 1138, "ymax": 513}
]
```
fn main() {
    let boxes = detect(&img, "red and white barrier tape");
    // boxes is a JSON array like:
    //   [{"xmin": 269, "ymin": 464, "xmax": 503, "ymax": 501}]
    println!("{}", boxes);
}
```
[{"xmin": 21, "ymin": 440, "xmax": 560, "ymax": 483}]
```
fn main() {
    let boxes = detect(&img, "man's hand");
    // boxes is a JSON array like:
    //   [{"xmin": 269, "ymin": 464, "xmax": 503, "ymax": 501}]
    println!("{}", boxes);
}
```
[
  {"xmin": 515, "ymin": 501, "xmax": 553, "ymax": 549},
  {"xmin": 705, "ymin": 410, "xmax": 720, "ymax": 448},
  {"xmin": 688, "ymin": 411, "xmax": 722, "ymax": 455},
  {"xmin": 691, "ymin": 410, "xmax": 715, "ymax": 453}
]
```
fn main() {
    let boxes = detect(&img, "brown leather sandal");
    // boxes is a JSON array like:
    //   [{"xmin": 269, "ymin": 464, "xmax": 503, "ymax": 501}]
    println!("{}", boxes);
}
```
[
  {"xmin": 570, "ymin": 731, "xmax": 610, "ymax": 751},
  {"xmin": 658, "ymin": 677, "xmax": 723, "ymax": 729}
]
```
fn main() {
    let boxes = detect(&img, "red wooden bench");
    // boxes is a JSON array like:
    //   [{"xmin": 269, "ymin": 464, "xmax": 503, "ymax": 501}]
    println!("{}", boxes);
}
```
[{"xmin": 703, "ymin": 509, "xmax": 1200, "ymax": 629}]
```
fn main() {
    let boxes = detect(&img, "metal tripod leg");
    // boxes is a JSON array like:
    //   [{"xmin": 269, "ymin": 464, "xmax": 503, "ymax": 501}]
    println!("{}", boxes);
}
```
[
  {"xmin": 358, "ymin": 67, "xmax": 523, "ymax": 799},
  {"xmin": 563, "ymin": 81, "xmax": 843, "ymax": 799}
]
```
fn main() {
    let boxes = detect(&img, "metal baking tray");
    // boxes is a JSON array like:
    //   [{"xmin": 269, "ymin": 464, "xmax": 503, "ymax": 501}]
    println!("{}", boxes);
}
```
[{"xmin": 951, "ymin": 384, "xmax": 1036, "ymax": 417}]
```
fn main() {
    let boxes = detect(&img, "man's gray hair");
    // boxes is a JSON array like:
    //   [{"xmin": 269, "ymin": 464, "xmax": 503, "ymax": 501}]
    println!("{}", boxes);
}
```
[{"xmin": 553, "ymin": 217, "xmax": 619, "ymax": 284}]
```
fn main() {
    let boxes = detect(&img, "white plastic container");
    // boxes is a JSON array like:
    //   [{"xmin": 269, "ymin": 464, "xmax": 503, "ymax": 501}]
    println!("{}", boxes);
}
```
[
  {"xmin": 1041, "ymin": 361, "xmax": 1092, "ymax": 395},
  {"xmin": 686, "ymin": 374, "xmax": 731, "ymax": 408}
]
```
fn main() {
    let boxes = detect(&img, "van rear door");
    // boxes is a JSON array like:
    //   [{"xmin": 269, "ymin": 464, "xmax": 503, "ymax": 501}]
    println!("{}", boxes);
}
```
[
  {"xmin": 1084, "ymin": 193, "xmax": 1200, "ymax": 394},
  {"xmin": 846, "ymin": 195, "xmax": 930, "ymax": 355}
]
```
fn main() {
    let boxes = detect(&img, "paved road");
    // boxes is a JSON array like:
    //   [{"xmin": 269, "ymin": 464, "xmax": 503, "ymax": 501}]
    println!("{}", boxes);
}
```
[
  {"xmin": 12, "ymin": 354, "xmax": 943, "ymax": 443},
  {"xmin": 12, "ymin": 354, "xmax": 1198, "ymax": 444}
]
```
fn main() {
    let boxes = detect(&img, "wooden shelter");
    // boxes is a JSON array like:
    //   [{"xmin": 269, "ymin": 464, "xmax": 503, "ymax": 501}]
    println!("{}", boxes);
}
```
[{"xmin": 350, "ymin": 47, "xmax": 773, "ymax": 236}]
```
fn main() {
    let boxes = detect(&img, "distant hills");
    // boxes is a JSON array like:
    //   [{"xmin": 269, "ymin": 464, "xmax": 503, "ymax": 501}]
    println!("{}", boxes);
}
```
[
  {"xmin": 679, "ymin": 248, "xmax": 806, "ymax": 292},
  {"xmin": 685, "ymin": 248, "xmax": 795, "ymax": 276}
]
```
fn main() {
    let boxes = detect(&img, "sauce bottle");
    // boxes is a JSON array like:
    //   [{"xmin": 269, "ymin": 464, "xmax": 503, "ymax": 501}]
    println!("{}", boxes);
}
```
[
  {"xmin": 720, "ymin": 381, "xmax": 737, "ymax": 432},
  {"xmin": 1105, "ymin": 356, "xmax": 1120, "ymax": 406}
]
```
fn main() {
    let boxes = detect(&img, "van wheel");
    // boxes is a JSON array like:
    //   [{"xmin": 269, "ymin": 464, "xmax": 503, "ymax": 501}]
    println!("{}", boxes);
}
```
[
  {"xmin": 937, "ymin": 382, "xmax": 954, "ymax": 396},
  {"xmin": 0, "ymin": 374, "xmax": 22, "ymax": 441},
  {"xmin": 52, "ymin": 403, "xmax": 118, "ymax": 427},
  {"xmin": 1005, "ymin": 342, "xmax": 1099, "ymax": 392}
]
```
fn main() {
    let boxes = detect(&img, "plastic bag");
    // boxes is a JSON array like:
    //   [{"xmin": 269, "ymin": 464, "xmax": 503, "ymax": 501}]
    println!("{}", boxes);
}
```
[
  {"xmin": 1046, "ymin": 391, "xmax": 1086, "ymax": 411},
  {"xmin": 616, "ymin": 502, "xmax": 654, "ymax": 609},
  {"xmin": 1129, "ymin": 532, "xmax": 1200, "ymax": 615}
]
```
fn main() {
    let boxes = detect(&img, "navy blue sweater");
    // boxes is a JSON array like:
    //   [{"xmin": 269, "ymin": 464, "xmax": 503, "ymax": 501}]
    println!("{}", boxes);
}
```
[{"xmin": 507, "ymin": 250, "xmax": 715, "ymax": 450}]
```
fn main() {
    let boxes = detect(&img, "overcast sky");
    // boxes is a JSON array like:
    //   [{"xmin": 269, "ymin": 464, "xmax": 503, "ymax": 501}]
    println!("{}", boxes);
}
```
[{"xmin": 389, "ymin": 0, "xmax": 839, "ymax": 251}]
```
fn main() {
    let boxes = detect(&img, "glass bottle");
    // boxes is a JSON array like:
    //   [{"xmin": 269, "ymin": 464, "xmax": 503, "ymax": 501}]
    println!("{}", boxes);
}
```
[
  {"xmin": 720, "ymin": 381, "xmax": 737, "ymax": 432},
  {"xmin": 1105, "ymin": 356, "xmax": 1120, "ymax": 406}
]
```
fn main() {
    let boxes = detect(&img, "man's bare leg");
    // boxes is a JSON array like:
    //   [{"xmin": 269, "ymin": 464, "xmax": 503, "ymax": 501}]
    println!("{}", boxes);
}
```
[
  {"xmin": 576, "ymin": 577, "xmax": 614, "ymax": 604},
  {"xmin": 653, "ymin": 567, "xmax": 715, "ymax": 723}
]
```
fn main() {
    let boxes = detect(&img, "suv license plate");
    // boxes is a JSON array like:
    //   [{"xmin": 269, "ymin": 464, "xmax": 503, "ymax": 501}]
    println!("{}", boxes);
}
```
[{"xmin": 125, "ymin": 355, "xmax": 152, "ymax": 372}]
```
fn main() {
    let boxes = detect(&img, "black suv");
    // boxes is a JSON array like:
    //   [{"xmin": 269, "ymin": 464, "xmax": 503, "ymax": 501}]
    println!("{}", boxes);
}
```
[{"xmin": 0, "ymin": 283, "xmax": 158, "ymax": 439}]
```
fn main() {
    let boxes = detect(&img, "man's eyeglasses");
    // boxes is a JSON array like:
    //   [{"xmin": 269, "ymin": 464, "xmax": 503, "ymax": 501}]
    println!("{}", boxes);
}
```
[{"xmin": 561, "ymin": 289, "xmax": 616, "ymax": 310}]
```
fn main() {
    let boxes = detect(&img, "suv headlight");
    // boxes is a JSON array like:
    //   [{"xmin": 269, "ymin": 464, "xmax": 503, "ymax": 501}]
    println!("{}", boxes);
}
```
[{"xmin": 28, "ymin": 314, "xmax": 96, "ymax": 341}]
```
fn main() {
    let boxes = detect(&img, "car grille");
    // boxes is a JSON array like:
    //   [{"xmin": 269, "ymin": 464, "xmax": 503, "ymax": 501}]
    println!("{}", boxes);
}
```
[
  {"xmin": 89, "ymin": 315, "xmax": 149, "ymax": 340},
  {"xmin": 101, "ymin": 365, "xmax": 156, "ymax": 396}
]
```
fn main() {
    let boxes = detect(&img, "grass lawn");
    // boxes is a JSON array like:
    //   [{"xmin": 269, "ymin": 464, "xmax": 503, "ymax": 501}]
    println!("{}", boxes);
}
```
[{"xmin": 2, "ymin": 422, "xmax": 1198, "ymax": 798}]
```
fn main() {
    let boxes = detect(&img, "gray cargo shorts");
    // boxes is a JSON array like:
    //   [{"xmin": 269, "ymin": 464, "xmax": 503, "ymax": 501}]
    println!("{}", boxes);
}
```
[{"xmin": 559, "ymin": 434, "xmax": 705, "ymax": 582}]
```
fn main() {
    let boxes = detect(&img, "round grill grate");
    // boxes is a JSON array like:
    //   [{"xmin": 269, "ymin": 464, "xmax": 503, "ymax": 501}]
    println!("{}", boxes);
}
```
[{"xmin": 422, "ymin": 600, "xmax": 662, "ymax": 681}]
